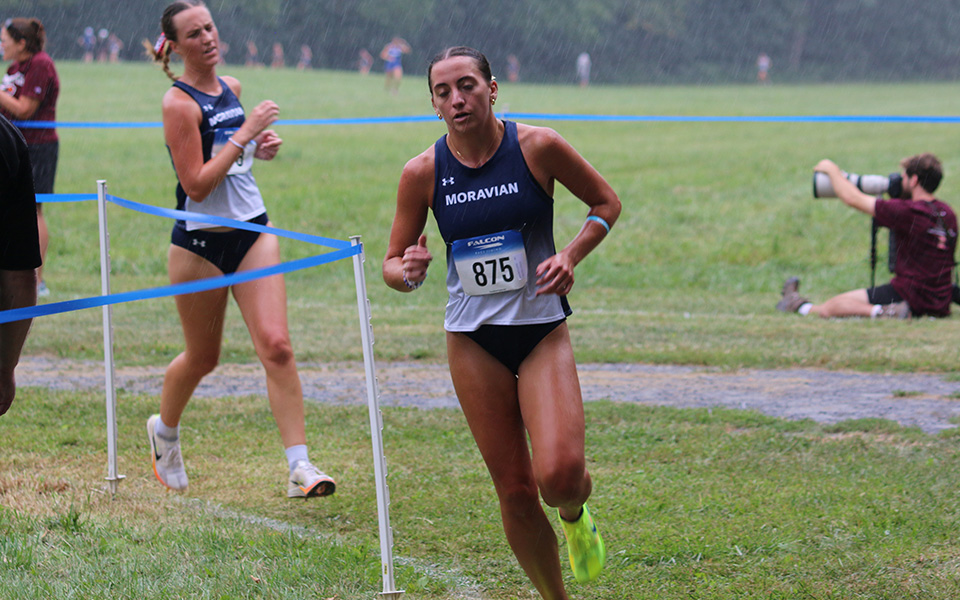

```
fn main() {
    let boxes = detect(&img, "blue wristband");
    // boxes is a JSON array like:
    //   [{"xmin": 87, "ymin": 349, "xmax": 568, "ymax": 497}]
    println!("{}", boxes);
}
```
[{"xmin": 586, "ymin": 215, "xmax": 611, "ymax": 233}]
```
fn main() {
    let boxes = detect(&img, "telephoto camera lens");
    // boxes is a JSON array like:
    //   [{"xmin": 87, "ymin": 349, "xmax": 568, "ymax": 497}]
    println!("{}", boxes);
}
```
[{"xmin": 813, "ymin": 171, "xmax": 902, "ymax": 198}]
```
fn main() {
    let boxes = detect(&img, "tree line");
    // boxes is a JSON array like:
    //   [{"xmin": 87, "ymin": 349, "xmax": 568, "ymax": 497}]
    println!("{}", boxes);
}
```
[{"xmin": 7, "ymin": 0, "xmax": 960, "ymax": 84}]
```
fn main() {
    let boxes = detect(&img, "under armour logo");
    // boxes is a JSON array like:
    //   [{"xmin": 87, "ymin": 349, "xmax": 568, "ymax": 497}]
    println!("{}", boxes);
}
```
[
  {"xmin": 192, "ymin": 239, "xmax": 206, "ymax": 248},
  {"xmin": 442, "ymin": 177, "xmax": 455, "ymax": 186}
]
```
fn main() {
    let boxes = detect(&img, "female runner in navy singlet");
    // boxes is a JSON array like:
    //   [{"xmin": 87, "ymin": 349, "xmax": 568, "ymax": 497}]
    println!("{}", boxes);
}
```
[
  {"xmin": 383, "ymin": 46, "xmax": 621, "ymax": 599},
  {"xmin": 143, "ymin": 0, "xmax": 335, "ymax": 499}
]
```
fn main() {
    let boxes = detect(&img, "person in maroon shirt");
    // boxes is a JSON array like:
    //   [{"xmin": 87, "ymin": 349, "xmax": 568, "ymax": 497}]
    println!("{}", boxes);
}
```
[
  {"xmin": 0, "ymin": 17, "xmax": 59, "ymax": 297},
  {"xmin": 778, "ymin": 153, "xmax": 958, "ymax": 319}
]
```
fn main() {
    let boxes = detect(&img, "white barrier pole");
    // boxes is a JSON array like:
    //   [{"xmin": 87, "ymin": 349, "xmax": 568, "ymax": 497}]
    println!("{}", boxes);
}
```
[
  {"xmin": 350, "ymin": 236, "xmax": 403, "ymax": 599},
  {"xmin": 98, "ymin": 180, "xmax": 124, "ymax": 495}
]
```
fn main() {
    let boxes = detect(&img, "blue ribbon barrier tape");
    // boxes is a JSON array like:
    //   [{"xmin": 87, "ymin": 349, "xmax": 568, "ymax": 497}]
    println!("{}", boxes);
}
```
[
  {"xmin": 13, "ymin": 113, "xmax": 960, "ymax": 130},
  {"xmin": 106, "ymin": 195, "xmax": 352, "ymax": 250},
  {"xmin": 36, "ymin": 193, "xmax": 98, "ymax": 203},
  {"xmin": 0, "ymin": 247, "xmax": 359, "ymax": 324},
  {"xmin": 501, "ymin": 113, "xmax": 960, "ymax": 123},
  {"xmin": 0, "ymin": 193, "xmax": 361, "ymax": 324},
  {"xmin": 14, "ymin": 120, "xmax": 162, "ymax": 129}
]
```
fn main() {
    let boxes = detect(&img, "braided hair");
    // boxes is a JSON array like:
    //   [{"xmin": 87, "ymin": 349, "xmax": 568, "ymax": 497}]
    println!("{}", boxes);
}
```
[{"xmin": 143, "ymin": 0, "xmax": 205, "ymax": 82}]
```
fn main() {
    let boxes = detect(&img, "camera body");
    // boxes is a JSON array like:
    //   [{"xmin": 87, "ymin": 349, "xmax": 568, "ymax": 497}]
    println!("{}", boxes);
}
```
[{"xmin": 813, "ymin": 171, "xmax": 903, "ymax": 199}]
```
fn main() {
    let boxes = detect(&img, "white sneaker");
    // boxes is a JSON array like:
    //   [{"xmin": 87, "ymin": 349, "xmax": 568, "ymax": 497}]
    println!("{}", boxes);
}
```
[
  {"xmin": 288, "ymin": 460, "xmax": 336, "ymax": 498},
  {"xmin": 147, "ymin": 414, "xmax": 188, "ymax": 490}
]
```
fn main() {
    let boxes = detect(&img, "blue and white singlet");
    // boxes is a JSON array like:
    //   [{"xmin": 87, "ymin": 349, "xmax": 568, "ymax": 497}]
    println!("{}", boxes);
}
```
[
  {"xmin": 432, "ymin": 120, "xmax": 572, "ymax": 332},
  {"xmin": 384, "ymin": 44, "xmax": 403, "ymax": 70},
  {"xmin": 171, "ymin": 77, "xmax": 265, "ymax": 231}
]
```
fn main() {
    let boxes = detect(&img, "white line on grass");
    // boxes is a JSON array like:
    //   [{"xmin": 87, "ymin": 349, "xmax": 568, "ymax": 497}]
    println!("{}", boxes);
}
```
[{"xmin": 173, "ymin": 496, "xmax": 487, "ymax": 600}]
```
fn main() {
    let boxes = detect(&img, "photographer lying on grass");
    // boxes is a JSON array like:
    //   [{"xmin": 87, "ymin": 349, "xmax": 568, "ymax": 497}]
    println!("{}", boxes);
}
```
[{"xmin": 778, "ymin": 153, "xmax": 957, "ymax": 319}]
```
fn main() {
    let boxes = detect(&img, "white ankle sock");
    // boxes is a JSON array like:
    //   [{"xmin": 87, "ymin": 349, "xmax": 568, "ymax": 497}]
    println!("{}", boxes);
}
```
[
  {"xmin": 155, "ymin": 417, "xmax": 179, "ymax": 441},
  {"xmin": 870, "ymin": 304, "xmax": 883, "ymax": 318},
  {"xmin": 798, "ymin": 303, "xmax": 813, "ymax": 316},
  {"xmin": 285, "ymin": 444, "xmax": 309, "ymax": 473}
]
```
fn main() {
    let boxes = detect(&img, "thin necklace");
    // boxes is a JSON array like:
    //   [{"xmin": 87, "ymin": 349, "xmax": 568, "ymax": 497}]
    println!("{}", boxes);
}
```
[{"xmin": 448, "ymin": 122, "xmax": 503, "ymax": 168}]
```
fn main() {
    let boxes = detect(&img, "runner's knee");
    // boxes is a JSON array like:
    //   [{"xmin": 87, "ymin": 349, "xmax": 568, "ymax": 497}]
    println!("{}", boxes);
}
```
[
  {"xmin": 256, "ymin": 332, "xmax": 294, "ymax": 368},
  {"xmin": 536, "ymin": 456, "xmax": 588, "ymax": 507}
]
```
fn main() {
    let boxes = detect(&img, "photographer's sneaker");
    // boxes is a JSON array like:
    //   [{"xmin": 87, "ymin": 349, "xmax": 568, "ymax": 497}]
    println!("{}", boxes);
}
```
[
  {"xmin": 288, "ymin": 460, "xmax": 336, "ymax": 498},
  {"xmin": 146, "ymin": 415, "xmax": 188, "ymax": 490},
  {"xmin": 559, "ymin": 504, "xmax": 606, "ymax": 584},
  {"xmin": 877, "ymin": 301, "xmax": 912, "ymax": 320},
  {"xmin": 776, "ymin": 276, "xmax": 808, "ymax": 313}
]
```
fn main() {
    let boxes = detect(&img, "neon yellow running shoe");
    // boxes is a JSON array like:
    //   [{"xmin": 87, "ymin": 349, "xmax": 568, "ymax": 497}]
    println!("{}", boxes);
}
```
[{"xmin": 559, "ymin": 504, "xmax": 606, "ymax": 583}]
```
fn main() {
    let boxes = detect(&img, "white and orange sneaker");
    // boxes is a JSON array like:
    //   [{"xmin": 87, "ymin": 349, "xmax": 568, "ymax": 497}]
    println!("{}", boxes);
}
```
[
  {"xmin": 288, "ymin": 460, "xmax": 336, "ymax": 498},
  {"xmin": 147, "ymin": 414, "xmax": 188, "ymax": 491}
]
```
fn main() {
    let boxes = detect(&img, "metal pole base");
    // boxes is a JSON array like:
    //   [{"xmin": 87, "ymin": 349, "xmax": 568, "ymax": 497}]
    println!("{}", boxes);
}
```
[
  {"xmin": 105, "ymin": 474, "xmax": 126, "ymax": 496},
  {"xmin": 379, "ymin": 591, "xmax": 404, "ymax": 600}
]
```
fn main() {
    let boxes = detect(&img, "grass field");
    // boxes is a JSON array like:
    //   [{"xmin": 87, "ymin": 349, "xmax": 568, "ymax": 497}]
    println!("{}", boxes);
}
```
[
  {"xmin": 24, "ymin": 61, "xmax": 960, "ymax": 371},
  {"xmin": 4, "ymin": 389, "xmax": 960, "ymax": 599},
  {"xmin": 4, "ymin": 62, "xmax": 960, "ymax": 599}
]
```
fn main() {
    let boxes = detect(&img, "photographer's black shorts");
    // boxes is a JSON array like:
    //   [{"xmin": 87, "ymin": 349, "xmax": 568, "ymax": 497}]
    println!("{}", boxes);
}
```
[{"xmin": 866, "ymin": 284, "xmax": 903, "ymax": 306}]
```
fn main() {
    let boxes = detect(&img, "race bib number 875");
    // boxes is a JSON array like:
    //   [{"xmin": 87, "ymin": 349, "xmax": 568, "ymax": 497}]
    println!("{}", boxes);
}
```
[{"xmin": 452, "ymin": 230, "xmax": 527, "ymax": 296}]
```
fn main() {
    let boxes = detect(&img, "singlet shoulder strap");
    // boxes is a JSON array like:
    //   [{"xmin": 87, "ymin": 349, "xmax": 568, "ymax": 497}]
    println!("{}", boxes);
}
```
[{"xmin": 171, "ymin": 77, "xmax": 232, "ymax": 103}]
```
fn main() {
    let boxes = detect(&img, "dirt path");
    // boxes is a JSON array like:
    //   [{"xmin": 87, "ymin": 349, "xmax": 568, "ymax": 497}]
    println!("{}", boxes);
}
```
[{"xmin": 18, "ymin": 357, "xmax": 960, "ymax": 434}]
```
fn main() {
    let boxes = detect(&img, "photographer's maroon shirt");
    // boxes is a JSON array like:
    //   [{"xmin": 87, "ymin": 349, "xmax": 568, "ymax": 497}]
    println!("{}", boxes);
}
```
[{"xmin": 875, "ymin": 198, "xmax": 957, "ymax": 316}]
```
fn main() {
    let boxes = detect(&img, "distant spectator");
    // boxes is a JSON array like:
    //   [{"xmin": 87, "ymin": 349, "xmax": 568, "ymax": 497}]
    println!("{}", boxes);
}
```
[
  {"xmin": 0, "ymin": 112, "xmax": 42, "ymax": 417},
  {"xmin": 107, "ymin": 33, "xmax": 123, "ymax": 63},
  {"xmin": 270, "ymin": 42, "xmax": 284, "ymax": 69},
  {"xmin": 0, "ymin": 17, "xmax": 59, "ymax": 298},
  {"xmin": 97, "ymin": 28, "xmax": 109, "ymax": 62},
  {"xmin": 380, "ymin": 36, "xmax": 410, "ymax": 94},
  {"xmin": 576, "ymin": 51, "xmax": 591, "ymax": 87},
  {"xmin": 244, "ymin": 39, "xmax": 260, "ymax": 67},
  {"xmin": 78, "ymin": 26, "xmax": 95, "ymax": 62},
  {"xmin": 507, "ymin": 54, "xmax": 520, "ymax": 82},
  {"xmin": 296, "ymin": 44, "xmax": 312, "ymax": 70},
  {"xmin": 757, "ymin": 52, "xmax": 771, "ymax": 84},
  {"xmin": 357, "ymin": 48, "xmax": 373, "ymax": 75}
]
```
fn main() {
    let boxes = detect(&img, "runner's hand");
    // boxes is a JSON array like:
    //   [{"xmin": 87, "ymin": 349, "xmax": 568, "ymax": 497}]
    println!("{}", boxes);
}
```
[
  {"xmin": 239, "ymin": 100, "xmax": 279, "ymax": 143},
  {"xmin": 254, "ymin": 130, "xmax": 282, "ymax": 160},
  {"xmin": 401, "ymin": 234, "xmax": 432, "ymax": 285},
  {"xmin": 535, "ymin": 252, "xmax": 575, "ymax": 296}
]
